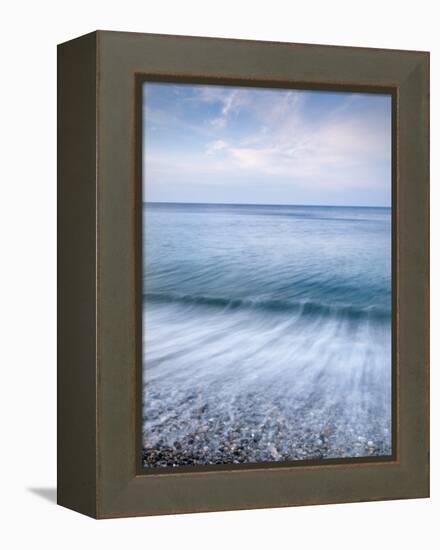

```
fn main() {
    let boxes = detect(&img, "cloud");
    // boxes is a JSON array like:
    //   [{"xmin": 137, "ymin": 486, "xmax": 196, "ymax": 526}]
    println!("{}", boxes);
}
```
[
  {"xmin": 221, "ymin": 90, "xmax": 238, "ymax": 115},
  {"xmin": 206, "ymin": 140, "xmax": 228, "ymax": 155},
  {"xmin": 195, "ymin": 87, "xmax": 244, "ymax": 129},
  {"xmin": 205, "ymin": 90, "xmax": 389, "ymax": 187},
  {"xmin": 143, "ymin": 83, "xmax": 391, "ymax": 205},
  {"xmin": 209, "ymin": 117, "xmax": 226, "ymax": 129}
]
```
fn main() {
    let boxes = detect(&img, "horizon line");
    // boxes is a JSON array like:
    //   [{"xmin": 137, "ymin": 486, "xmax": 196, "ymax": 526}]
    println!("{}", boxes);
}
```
[{"xmin": 143, "ymin": 200, "xmax": 391, "ymax": 209}]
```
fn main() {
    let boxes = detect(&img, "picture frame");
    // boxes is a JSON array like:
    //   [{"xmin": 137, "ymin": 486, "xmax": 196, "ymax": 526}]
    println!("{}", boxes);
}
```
[{"xmin": 57, "ymin": 30, "xmax": 429, "ymax": 518}]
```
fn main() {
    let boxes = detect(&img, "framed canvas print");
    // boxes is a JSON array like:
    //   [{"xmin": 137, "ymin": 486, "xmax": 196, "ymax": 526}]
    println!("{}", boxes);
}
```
[{"xmin": 58, "ymin": 31, "xmax": 429, "ymax": 518}]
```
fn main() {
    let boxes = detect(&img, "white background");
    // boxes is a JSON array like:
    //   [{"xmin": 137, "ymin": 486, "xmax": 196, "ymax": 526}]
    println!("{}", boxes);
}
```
[{"xmin": 0, "ymin": 1, "xmax": 437, "ymax": 548}]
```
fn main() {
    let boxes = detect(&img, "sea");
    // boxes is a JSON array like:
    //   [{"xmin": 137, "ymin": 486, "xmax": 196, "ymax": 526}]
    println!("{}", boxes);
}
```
[{"xmin": 142, "ymin": 202, "xmax": 392, "ymax": 467}]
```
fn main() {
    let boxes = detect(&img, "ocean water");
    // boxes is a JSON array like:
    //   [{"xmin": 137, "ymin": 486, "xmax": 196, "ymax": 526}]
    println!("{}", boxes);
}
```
[{"xmin": 142, "ymin": 203, "xmax": 392, "ymax": 468}]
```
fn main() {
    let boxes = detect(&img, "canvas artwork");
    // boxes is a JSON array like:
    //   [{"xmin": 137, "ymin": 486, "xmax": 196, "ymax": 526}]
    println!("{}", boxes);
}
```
[{"xmin": 141, "ymin": 82, "xmax": 392, "ymax": 469}]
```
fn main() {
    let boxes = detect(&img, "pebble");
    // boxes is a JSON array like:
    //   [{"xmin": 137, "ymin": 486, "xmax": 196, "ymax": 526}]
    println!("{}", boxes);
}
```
[{"xmin": 142, "ymin": 396, "xmax": 392, "ymax": 469}]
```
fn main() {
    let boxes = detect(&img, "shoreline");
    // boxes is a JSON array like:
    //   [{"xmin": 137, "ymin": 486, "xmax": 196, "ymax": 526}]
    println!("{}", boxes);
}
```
[{"xmin": 142, "ymin": 436, "xmax": 391, "ymax": 469}]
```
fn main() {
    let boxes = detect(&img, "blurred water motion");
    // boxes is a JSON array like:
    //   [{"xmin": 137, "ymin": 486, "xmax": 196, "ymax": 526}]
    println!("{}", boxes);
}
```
[{"xmin": 142, "ymin": 203, "xmax": 392, "ymax": 467}]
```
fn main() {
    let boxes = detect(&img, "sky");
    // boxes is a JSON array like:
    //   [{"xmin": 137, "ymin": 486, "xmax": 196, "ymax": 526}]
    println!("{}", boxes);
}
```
[{"xmin": 142, "ymin": 82, "xmax": 392, "ymax": 207}]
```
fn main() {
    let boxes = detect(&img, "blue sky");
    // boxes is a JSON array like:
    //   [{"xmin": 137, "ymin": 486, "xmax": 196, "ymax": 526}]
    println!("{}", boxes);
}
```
[{"xmin": 142, "ymin": 82, "xmax": 391, "ymax": 207}]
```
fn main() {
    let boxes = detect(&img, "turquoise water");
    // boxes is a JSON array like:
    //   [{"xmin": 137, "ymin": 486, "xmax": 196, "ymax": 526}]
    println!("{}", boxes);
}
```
[{"xmin": 142, "ymin": 203, "xmax": 392, "ymax": 467}]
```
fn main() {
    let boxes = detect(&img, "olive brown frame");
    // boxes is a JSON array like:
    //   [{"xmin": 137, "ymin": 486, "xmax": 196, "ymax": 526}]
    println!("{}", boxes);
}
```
[{"xmin": 57, "ymin": 30, "xmax": 429, "ymax": 519}]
